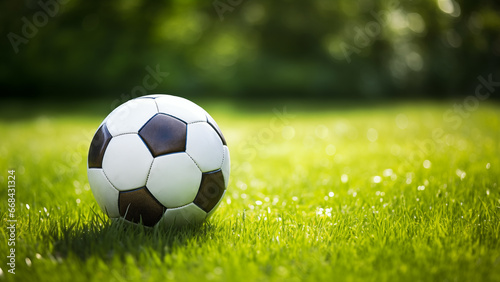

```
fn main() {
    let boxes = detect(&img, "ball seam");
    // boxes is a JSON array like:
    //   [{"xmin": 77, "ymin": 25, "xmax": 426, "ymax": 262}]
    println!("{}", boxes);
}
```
[
  {"xmin": 187, "ymin": 120, "xmax": 207, "ymax": 125},
  {"xmin": 185, "ymin": 151, "xmax": 202, "ymax": 172},
  {"xmin": 144, "ymin": 158, "xmax": 156, "ymax": 187}
]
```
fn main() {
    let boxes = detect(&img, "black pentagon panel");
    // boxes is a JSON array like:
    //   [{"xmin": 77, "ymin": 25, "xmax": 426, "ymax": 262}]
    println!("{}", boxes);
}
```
[
  {"xmin": 138, "ymin": 114, "xmax": 187, "ymax": 157},
  {"xmin": 194, "ymin": 170, "xmax": 225, "ymax": 213},
  {"xmin": 207, "ymin": 118, "xmax": 227, "ymax": 145},
  {"xmin": 119, "ymin": 187, "xmax": 166, "ymax": 227},
  {"xmin": 88, "ymin": 124, "xmax": 112, "ymax": 168}
]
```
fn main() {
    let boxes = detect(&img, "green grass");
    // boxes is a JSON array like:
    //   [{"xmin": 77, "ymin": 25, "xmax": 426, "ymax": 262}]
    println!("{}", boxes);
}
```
[{"xmin": 1, "ymin": 100, "xmax": 499, "ymax": 281}]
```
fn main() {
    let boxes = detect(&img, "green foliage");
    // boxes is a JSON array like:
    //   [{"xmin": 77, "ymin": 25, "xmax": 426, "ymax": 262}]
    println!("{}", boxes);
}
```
[
  {"xmin": 1, "ymin": 0, "xmax": 500, "ymax": 99},
  {"xmin": 0, "ymin": 101, "xmax": 499, "ymax": 281}
]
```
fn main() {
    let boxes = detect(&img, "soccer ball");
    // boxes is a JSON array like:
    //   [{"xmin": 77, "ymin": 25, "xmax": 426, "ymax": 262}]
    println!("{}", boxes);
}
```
[{"xmin": 87, "ymin": 94, "xmax": 230, "ymax": 227}]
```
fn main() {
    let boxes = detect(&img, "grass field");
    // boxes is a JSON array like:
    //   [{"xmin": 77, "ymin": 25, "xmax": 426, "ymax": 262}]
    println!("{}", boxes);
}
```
[{"xmin": 1, "ymin": 100, "xmax": 499, "ymax": 281}]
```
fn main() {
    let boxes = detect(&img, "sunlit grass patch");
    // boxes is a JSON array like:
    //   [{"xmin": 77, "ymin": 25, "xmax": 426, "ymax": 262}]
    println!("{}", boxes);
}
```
[{"xmin": 0, "ymin": 101, "xmax": 499, "ymax": 281}]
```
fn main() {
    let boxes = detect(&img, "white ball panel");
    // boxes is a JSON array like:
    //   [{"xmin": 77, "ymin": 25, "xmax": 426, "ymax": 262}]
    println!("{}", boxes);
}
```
[
  {"xmin": 161, "ymin": 203, "xmax": 207, "ymax": 226},
  {"xmin": 87, "ymin": 168, "xmax": 120, "ymax": 218},
  {"xmin": 186, "ymin": 123, "xmax": 224, "ymax": 172},
  {"xmin": 155, "ymin": 95, "xmax": 207, "ymax": 123},
  {"xmin": 102, "ymin": 134, "xmax": 153, "ymax": 191},
  {"xmin": 147, "ymin": 153, "xmax": 202, "ymax": 208},
  {"xmin": 221, "ymin": 145, "xmax": 230, "ymax": 188},
  {"xmin": 106, "ymin": 98, "xmax": 158, "ymax": 136}
]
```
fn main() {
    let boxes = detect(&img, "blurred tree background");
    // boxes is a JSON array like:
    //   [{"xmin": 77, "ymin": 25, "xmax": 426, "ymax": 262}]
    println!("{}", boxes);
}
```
[{"xmin": 1, "ymin": 0, "xmax": 499, "ymax": 100}]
